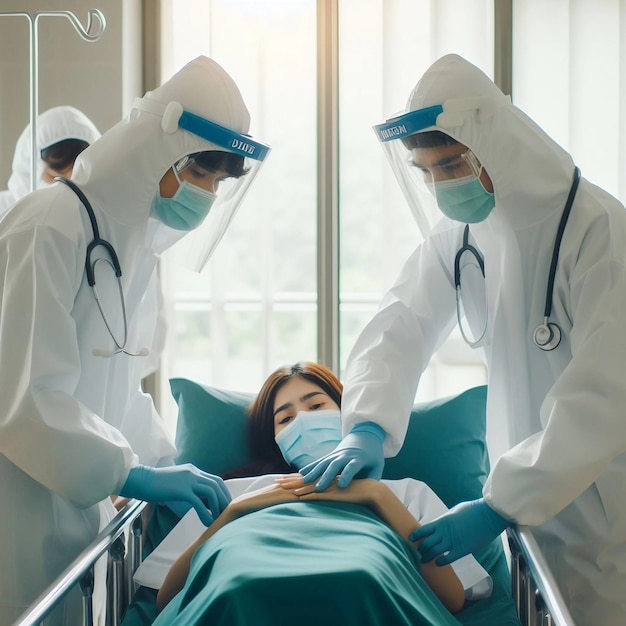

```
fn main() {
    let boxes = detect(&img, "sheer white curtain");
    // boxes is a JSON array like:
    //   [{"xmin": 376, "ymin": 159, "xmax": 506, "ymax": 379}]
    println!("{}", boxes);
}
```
[{"xmin": 513, "ymin": 0, "xmax": 626, "ymax": 203}]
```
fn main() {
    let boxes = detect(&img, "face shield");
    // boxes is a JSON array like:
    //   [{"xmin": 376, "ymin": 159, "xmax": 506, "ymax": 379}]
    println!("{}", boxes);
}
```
[
  {"xmin": 171, "ymin": 110, "xmax": 271, "ymax": 272},
  {"xmin": 373, "ymin": 98, "xmax": 505, "ymax": 234},
  {"xmin": 373, "ymin": 105, "xmax": 446, "ymax": 236}
]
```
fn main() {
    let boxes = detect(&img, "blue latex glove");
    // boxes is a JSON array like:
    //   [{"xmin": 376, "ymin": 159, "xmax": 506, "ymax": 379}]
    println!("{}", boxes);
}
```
[
  {"xmin": 119, "ymin": 464, "xmax": 231, "ymax": 526},
  {"xmin": 410, "ymin": 498, "xmax": 512, "ymax": 565},
  {"xmin": 300, "ymin": 422, "xmax": 385, "ymax": 491}
]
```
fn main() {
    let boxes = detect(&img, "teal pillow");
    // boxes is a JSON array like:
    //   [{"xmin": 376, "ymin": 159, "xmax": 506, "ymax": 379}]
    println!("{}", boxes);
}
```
[
  {"xmin": 171, "ymin": 378, "xmax": 254, "ymax": 477},
  {"xmin": 171, "ymin": 378, "xmax": 488, "ymax": 507},
  {"xmin": 382, "ymin": 385, "xmax": 489, "ymax": 508}
]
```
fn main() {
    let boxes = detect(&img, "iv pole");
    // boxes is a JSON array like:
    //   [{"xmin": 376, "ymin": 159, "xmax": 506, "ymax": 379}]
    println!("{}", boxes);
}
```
[{"xmin": 0, "ymin": 10, "xmax": 106, "ymax": 192}]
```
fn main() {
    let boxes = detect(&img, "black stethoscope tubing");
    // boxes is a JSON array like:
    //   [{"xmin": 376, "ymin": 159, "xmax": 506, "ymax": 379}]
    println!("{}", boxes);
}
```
[
  {"xmin": 455, "ymin": 166, "xmax": 581, "ymax": 352},
  {"xmin": 55, "ymin": 176, "xmax": 144, "ymax": 357},
  {"xmin": 533, "ymin": 166, "xmax": 581, "ymax": 350},
  {"xmin": 55, "ymin": 177, "xmax": 123, "ymax": 285}
]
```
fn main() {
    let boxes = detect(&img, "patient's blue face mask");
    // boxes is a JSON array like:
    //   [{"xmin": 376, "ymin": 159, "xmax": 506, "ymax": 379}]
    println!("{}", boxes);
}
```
[
  {"xmin": 275, "ymin": 409, "xmax": 342, "ymax": 470},
  {"xmin": 429, "ymin": 174, "xmax": 495, "ymax": 224},
  {"xmin": 151, "ymin": 165, "xmax": 217, "ymax": 231}
]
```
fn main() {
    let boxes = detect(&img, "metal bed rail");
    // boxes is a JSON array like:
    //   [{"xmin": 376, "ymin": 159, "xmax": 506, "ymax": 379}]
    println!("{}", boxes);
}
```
[
  {"xmin": 13, "ymin": 499, "xmax": 148, "ymax": 626},
  {"xmin": 507, "ymin": 526, "xmax": 576, "ymax": 626}
]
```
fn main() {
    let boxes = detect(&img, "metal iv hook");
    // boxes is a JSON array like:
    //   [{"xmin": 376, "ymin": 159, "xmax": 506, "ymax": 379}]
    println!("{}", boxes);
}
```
[
  {"xmin": 0, "ymin": 9, "xmax": 107, "ymax": 191},
  {"xmin": 46, "ymin": 9, "xmax": 107, "ymax": 42}
]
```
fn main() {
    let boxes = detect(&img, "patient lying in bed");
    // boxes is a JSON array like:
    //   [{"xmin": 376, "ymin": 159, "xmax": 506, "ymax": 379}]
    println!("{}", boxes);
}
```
[{"xmin": 136, "ymin": 362, "xmax": 492, "ymax": 625}]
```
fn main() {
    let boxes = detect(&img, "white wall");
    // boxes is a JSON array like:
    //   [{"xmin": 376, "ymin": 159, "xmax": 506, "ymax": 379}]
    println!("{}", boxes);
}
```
[{"xmin": 0, "ymin": 0, "xmax": 143, "ymax": 187}]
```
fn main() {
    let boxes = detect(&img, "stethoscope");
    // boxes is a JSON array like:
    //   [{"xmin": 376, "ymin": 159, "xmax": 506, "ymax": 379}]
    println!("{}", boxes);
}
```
[
  {"xmin": 455, "ymin": 166, "xmax": 581, "ymax": 352},
  {"xmin": 56, "ymin": 176, "xmax": 148, "ymax": 358}
]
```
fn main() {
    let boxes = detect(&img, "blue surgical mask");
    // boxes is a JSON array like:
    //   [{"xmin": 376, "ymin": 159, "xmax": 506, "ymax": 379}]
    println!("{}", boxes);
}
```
[
  {"xmin": 151, "ymin": 173, "xmax": 216, "ymax": 231},
  {"xmin": 430, "ymin": 175, "xmax": 495, "ymax": 223},
  {"xmin": 275, "ymin": 409, "xmax": 342, "ymax": 470}
]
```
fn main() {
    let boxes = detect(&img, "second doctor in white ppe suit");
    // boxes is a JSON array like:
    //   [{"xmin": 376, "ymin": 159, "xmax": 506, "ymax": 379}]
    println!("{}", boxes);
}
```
[
  {"xmin": 302, "ymin": 54, "xmax": 626, "ymax": 626},
  {"xmin": 0, "ymin": 56, "xmax": 269, "ymax": 624}
]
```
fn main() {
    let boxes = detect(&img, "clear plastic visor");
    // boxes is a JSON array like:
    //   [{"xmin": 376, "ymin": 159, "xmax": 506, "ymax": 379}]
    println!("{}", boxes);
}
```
[
  {"xmin": 169, "ymin": 112, "xmax": 270, "ymax": 272},
  {"xmin": 374, "ymin": 106, "xmax": 485, "ymax": 236},
  {"xmin": 169, "ymin": 153, "xmax": 266, "ymax": 272},
  {"xmin": 375, "ymin": 131, "xmax": 483, "ymax": 237}
]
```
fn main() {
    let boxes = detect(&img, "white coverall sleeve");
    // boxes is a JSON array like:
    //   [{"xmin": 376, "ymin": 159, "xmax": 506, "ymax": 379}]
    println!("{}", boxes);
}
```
[
  {"xmin": 0, "ymin": 225, "xmax": 137, "ymax": 508},
  {"xmin": 485, "ymin": 233, "xmax": 626, "ymax": 525},
  {"xmin": 341, "ymin": 233, "xmax": 457, "ymax": 457}
]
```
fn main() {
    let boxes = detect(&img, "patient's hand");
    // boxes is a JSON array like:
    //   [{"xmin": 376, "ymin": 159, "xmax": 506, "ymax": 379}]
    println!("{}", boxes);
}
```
[
  {"xmin": 275, "ymin": 474, "xmax": 381, "ymax": 508},
  {"xmin": 228, "ymin": 482, "xmax": 301, "ymax": 519}
]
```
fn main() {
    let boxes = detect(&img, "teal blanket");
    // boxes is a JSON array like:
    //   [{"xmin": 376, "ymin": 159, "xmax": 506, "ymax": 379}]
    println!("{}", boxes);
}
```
[
  {"xmin": 124, "ymin": 502, "xmax": 520, "ymax": 626},
  {"xmin": 152, "ymin": 501, "xmax": 463, "ymax": 626}
]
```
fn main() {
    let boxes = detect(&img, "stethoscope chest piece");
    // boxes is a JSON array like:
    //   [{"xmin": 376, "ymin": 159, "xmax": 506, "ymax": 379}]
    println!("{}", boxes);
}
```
[
  {"xmin": 533, "ymin": 319, "xmax": 562, "ymax": 351},
  {"xmin": 530, "ymin": 166, "xmax": 581, "ymax": 353}
]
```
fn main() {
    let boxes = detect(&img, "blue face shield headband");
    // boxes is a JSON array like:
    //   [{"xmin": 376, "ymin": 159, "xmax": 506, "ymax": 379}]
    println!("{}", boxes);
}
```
[
  {"xmin": 176, "ymin": 110, "xmax": 270, "ymax": 161},
  {"xmin": 374, "ymin": 105, "xmax": 444, "ymax": 143}
]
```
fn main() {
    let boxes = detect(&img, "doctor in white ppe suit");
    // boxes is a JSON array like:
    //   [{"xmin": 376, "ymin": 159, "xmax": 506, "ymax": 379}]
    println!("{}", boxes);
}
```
[
  {"xmin": 302, "ymin": 54, "xmax": 626, "ymax": 626},
  {"xmin": 0, "ymin": 105, "xmax": 101, "ymax": 215},
  {"xmin": 0, "ymin": 56, "xmax": 269, "ymax": 624}
]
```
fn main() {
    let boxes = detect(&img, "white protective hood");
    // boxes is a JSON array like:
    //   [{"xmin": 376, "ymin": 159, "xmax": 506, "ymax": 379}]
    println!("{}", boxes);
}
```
[{"xmin": 5, "ymin": 105, "xmax": 101, "ymax": 201}]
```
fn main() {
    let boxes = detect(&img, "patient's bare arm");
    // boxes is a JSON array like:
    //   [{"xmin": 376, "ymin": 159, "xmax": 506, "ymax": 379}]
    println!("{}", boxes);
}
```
[{"xmin": 158, "ymin": 477, "xmax": 464, "ymax": 614}]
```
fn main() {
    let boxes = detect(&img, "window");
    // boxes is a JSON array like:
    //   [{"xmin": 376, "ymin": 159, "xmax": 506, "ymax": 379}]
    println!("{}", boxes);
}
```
[
  {"xmin": 157, "ymin": 0, "xmax": 494, "ymax": 431},
  {"xmin": 512, "ymin": 0, "xmax": 626, "ymax": 204}
]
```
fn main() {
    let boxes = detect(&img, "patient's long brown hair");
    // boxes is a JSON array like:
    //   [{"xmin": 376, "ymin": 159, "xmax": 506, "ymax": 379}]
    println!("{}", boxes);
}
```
[{"xmin": 223, "ymin": 362, "xmax": 343, "ymax": 478}]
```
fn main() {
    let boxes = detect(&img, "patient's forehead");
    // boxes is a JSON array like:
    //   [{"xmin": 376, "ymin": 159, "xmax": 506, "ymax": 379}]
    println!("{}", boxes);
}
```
[{"xmin": 274, "ymin": 377, "xmax": 328, "ymax": 411}]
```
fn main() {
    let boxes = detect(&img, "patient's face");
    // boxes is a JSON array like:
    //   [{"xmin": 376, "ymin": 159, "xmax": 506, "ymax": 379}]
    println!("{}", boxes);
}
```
[{"xmin": 273, "ymin": 377, "xmax": 340, "ymax": 436}]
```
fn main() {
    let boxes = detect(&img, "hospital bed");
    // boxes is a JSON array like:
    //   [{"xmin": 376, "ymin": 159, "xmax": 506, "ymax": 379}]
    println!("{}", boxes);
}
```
[
  {"xmin": 11, "ymin": 512, "xmax": 574, "ymax": 626},
  {"xmin": 12, "ymin": 382, "xmax": 576, "ymax": 626},
  {"xmin": 13, "ymin": 499, "xmax": 148, "ymax": 626}
]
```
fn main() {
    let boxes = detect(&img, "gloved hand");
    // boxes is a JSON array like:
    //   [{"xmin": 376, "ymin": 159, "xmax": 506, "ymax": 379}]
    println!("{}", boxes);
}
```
[
  {"xmin": 300, "ymin": 422, "xmax": 385, "ymax": 491},
  {"xmin": 409, "ymin": 498, "xmax": 512, "ymax": 565},
  {"xmin": 119, "ymin": 464, "xmax": 231, "ymax": 526}
]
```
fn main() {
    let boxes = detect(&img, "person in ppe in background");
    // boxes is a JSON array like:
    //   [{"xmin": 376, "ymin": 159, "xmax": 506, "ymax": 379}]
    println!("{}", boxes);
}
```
[
  {"xmin": 0, "ymin": 55, "xmax": 270, "ymax": 625},
  {"xmin": 301, "ymin": 53, "xmax": 626, "ymax": 626},
  {"xmin": 0, "ymin": 105, "xmax": 100, "ymax": 215}
]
